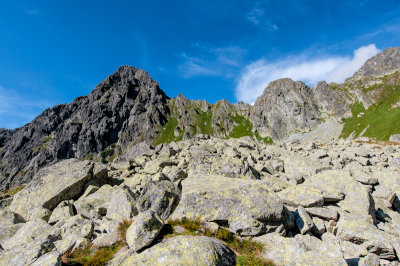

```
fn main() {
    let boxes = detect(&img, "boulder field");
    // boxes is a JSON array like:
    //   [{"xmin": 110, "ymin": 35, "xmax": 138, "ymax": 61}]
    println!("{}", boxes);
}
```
[{"xmin": 0, "ymin": 136, "xmax": 399, "ymax": 265}]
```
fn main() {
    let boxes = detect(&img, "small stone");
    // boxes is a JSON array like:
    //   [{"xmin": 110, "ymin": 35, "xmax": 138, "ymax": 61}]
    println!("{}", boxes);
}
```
[{"xmin": 312, "ymin": 217, "xmax": 326, "ymax": 235}]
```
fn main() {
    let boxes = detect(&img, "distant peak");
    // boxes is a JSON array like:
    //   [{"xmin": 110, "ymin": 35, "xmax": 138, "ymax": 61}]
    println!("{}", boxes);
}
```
[{"xmin": 347, "ymin": 46, "xmax": 400, "ymax": 81}]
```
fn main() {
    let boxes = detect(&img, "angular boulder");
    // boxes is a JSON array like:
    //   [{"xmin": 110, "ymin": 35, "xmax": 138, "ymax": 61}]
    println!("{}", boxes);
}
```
[
  {"xmin": 116, "ymin": 235, "xmax": 235, "ymax": 265},
  {"xmin": 106, "ymin": 187, "xmax": 137, "ymax": 221},
  {"xmin": 136, "ymin": 180, "xmax": 180, "ymax": 220},
  {"xmin": 302, "ymin": 170, "xmax": 375, "ymax": 223},
  {"xmin": 74, "ymin": 184, "xmax": 114, "ymax": 219},
  {"xmin": 126, "ymin": 210, "xmax": 164, "ymax": 252},
  {"xmin": 10, "ymin": 159, "xmax": 108, "ymax": 221},
  {"xmin": 1, "ymin": 219, "xmax": 56, "ymax": 250},
  {"xmin": 170, "ymin": 175, "xmax": 284, "ymax": 226}
]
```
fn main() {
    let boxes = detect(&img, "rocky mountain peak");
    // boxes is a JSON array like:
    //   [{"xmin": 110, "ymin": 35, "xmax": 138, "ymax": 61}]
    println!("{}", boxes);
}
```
[
  {"xmin": 250, "ymin": 78, "xmax": 320, "ymax": 140},
  {"xmin": 347, "ymin": 46, "xmax": 400, "ymax": 81},
  {"xmin": 0, "ymin": 66, "xmax": 170, "ymax": 190}
]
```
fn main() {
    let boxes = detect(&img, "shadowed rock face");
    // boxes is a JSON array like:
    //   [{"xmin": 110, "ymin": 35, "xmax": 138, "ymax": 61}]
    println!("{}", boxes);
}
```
[{"xmin": 0, "ymin": 66, "xmax": 170, "ymax": 190}]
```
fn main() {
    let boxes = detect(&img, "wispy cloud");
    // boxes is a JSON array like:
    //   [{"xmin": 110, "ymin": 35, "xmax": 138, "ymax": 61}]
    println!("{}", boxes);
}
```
[
  {"xmin": 247, "ymin": 8, "xmax": 264, "ymax": 25},
  {"xmin": 178, "ymin": 45, "xmax": 247, "ymax": 78},
  {"xmin": 246, "ymin": 5, "xmax": 278, "ymax": 31},
  {"xmin": 25, "ymin": 8, "xmax": 41, "ymax": 15},
  {"xmin": 235, "ymin": 44, "xmax": 380, "ymax": 103},
  {"xmin": 0, "ymin": 86, "xmax": 54, "ymax": 129}
]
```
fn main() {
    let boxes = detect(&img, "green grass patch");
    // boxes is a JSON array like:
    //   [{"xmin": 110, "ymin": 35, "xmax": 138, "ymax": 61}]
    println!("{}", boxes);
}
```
[
  {"xmin": 227, "ymin": 114, "xmax": 253, "ymax": 138},
  {"xmin": 341, "ymin": 83, "xmax": 400, "ymax": 140},
  {"xmin": 255, "ymin": 132, "xmax": 274, "ymax": 145},
  {"xmin": 42, "ymin": 136, "xmax": 52, "ymax": 143},
  {"xmin": 100, "ymin": 148, "xmax": 114, "ymax": 164},
  {"xmin": 226, "ymin": 114, "xmax": 273, "ymax": 144},
  {"xmin": 166, "ymin": 218, "xmax": 275, "ymax": 266},
  {"xmin": 195, "ymin": 110, "xmax": 214, "ymax": 135},
  {"xmin": 63, "ymin": 242, "xmax": 124, "ymax": 266},
  {"xmin": 153, "ymin": 117, "xmax": 185, "ymax": 146}
]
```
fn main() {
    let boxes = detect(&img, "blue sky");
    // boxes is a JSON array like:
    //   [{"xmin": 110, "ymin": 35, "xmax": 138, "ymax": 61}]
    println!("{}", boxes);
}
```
[{"xmin": 1, "ymin": 0, "xmax": 400, "ymax": 128}]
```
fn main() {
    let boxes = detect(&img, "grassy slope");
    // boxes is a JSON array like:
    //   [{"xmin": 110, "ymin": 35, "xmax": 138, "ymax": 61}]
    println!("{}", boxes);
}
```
[
  {"xmin": 341, "ymin": 75, "xmax": 400, "ymax": 140},
  {"xmin": 154, "ymin": 102, "xmax": 273, "ymax": 145},
  {"xmin": 227, "ymin": 114, "xmax": 273, "ymax": 144},
  {"xmin": 153, "ymin": 117, "xmax": 185, "ymax": 146}
]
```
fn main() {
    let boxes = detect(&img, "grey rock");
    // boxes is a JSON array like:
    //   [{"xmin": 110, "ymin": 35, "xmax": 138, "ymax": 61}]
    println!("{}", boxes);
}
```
[
  {"xmin": 115, "ymin": 235, "xmax": 235, "ymax": 266},
  {"xmin": 254, "ymin": 233, "xmax": 309, "ymax": 265},
  {"xmin": 305, "ymin": 207, "xmax": 338, "ymax": 221},
  {"xmin": 74, "ymin": 184, "xmax": 114, "ymax": 220},
  {"xmin": 277, "ymin": 185, "xmax": 324, "ymax": 208},
  {"xmin": 30, "ymin": 251, "xmax": 61, "ymax": 266},
  {"xmin": 311, "ymin": 217, "xmax": 326, "ymax": 235},
  {"xmin": 170, "ymin": 175, "xmax": 284, "ymax": 227},
  {"xmin": 92, "ymin": 232, "xmax": 119, "ymax": 249},
  {"xmin": 10, "ymin": 159, "xmax": 108, "ymax": 221},
  {"xmin": 0, "ymin": 66, "xmax": 169, "ymax": 190},
  {"xmin": 136, "ymin": 180, "xmax": 180, "ymax": 220},
  {"xmin": 48, "ymin": 201, "xmax": 75, "ymax": 225},
  {"xmin": 54, "ymin": 214, "xmax": 93, "ymax": 254},
  {"xmin": 250, "ymin": 78, "xmax": 320, "ymax": 140},
  {"xmin": 1, "ymin": 219, "xmax": 56, "ymax": 250},
  {"xmin": 348, "ymin": 47, "xmax": 400, "ymax": 81},
  {"xmin": 359, "ymin": 253, "xmax": 380, "ymax": 266},
  {"xmin": 106, "ymin": 187, "xmax": 137, "ymax": 221},
  {"xmin": 295, "ymin": 206, "xmax": 314, "ymax": 234},
  {"xmin": 126, "ymin": 210, "xmax": 164, "ymax": 252},
  {"xmin": 389, "ymin": 134, "xmax": 400, "ymax": 142}
]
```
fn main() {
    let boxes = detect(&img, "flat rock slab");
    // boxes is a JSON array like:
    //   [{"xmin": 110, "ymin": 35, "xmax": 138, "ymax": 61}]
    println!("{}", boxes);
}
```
[
  {"xmin": 170, "ymin": 175, "xmax": 284, "ymax": 223},
  {"xmin": 254, "ymin": 232, "xmax": 346, "ymax": 265},
  {"xmin": 10, "ymin": 159, "xmax": 108, "ymax": 221},
  {"xmin": 1, "ymin": 219, "xmax": 55, "ymax": 250},
  {"xmin": 336, "ymin": 213, "xmax": 398, "ymax": 260},
  {"xmin": 302, "ymin": 170, "xmax": 375, "ymax": 221},
  {"xmin": 117, "ymin": 235, "xmax": 235, "ymax": 266},
  {"xmin": 277, "ymin": 185, "xmax": 324, "ymax": 207},
  {"xmin": 305, "ymin": 207, "xmax": 338, "ymax": 221}
]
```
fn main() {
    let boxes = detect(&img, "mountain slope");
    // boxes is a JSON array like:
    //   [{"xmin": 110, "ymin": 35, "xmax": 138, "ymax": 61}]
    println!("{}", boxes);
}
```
[{"xmin": 1, "ymin": 47, "xmax": 400, "ymax": 190}]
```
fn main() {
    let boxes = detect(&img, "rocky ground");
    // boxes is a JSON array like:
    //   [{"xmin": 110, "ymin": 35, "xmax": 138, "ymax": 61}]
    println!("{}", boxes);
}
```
[{"xmin": 0, "ymin": 135, "xmax": 399, "ymax": 265}]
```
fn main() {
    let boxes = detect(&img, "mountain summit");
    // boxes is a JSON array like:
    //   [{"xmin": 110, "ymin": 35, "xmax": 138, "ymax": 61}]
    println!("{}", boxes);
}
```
[{"xmin": 0, "ymin": 66, "xmax": 169, "ymax": 189}]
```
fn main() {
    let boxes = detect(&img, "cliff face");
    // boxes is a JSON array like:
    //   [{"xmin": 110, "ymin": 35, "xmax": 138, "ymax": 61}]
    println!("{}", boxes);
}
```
[
  {"xmin": 1, "ymin": 47, "xmax": 400, "ymax": 190},
  {"xmin": 0, "ymin": 66, "xmax": 170, "ymax": 189}
]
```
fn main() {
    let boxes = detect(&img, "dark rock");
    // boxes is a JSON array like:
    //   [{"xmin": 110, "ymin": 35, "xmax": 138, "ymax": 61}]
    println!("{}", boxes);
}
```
[{"xmin": 0, "ymin": 66, "xmax": 170, "ymax": 190}]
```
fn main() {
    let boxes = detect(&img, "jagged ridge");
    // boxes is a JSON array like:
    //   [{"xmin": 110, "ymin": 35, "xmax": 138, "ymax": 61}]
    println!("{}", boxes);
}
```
[{"xmin": 1, "ymin": 47, "xmax": 400, "ymax": 190}]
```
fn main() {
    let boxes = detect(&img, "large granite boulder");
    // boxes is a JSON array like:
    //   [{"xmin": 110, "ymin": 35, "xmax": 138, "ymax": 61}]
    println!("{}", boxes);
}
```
[
  {"xmin": 170, "ymin": 175, "xmax": 284, "ymax": 234},
  {"xmin": 136, "ymin": 180, "xmax": 180, "ymax": 220},
  {"xmin": 126, "ymin": 210, "xmax": 164, "ymax": 252},
  {"xmin": 113, "ymin": 235, "xmax": 235, "ymax": 266},
  {"xmin": 9, "ymin": 159, "xmax": 108, "ymax": 221}
]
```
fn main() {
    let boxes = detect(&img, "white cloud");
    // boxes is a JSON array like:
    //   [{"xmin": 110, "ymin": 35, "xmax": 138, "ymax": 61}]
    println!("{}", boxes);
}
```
[
  {"xmin": 178, "ymin": 45, "xmax": 247, "ymax": 79},
  {"xmin": 235, "ymin": 44, "xmax": 380, "ymax": 103}
]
